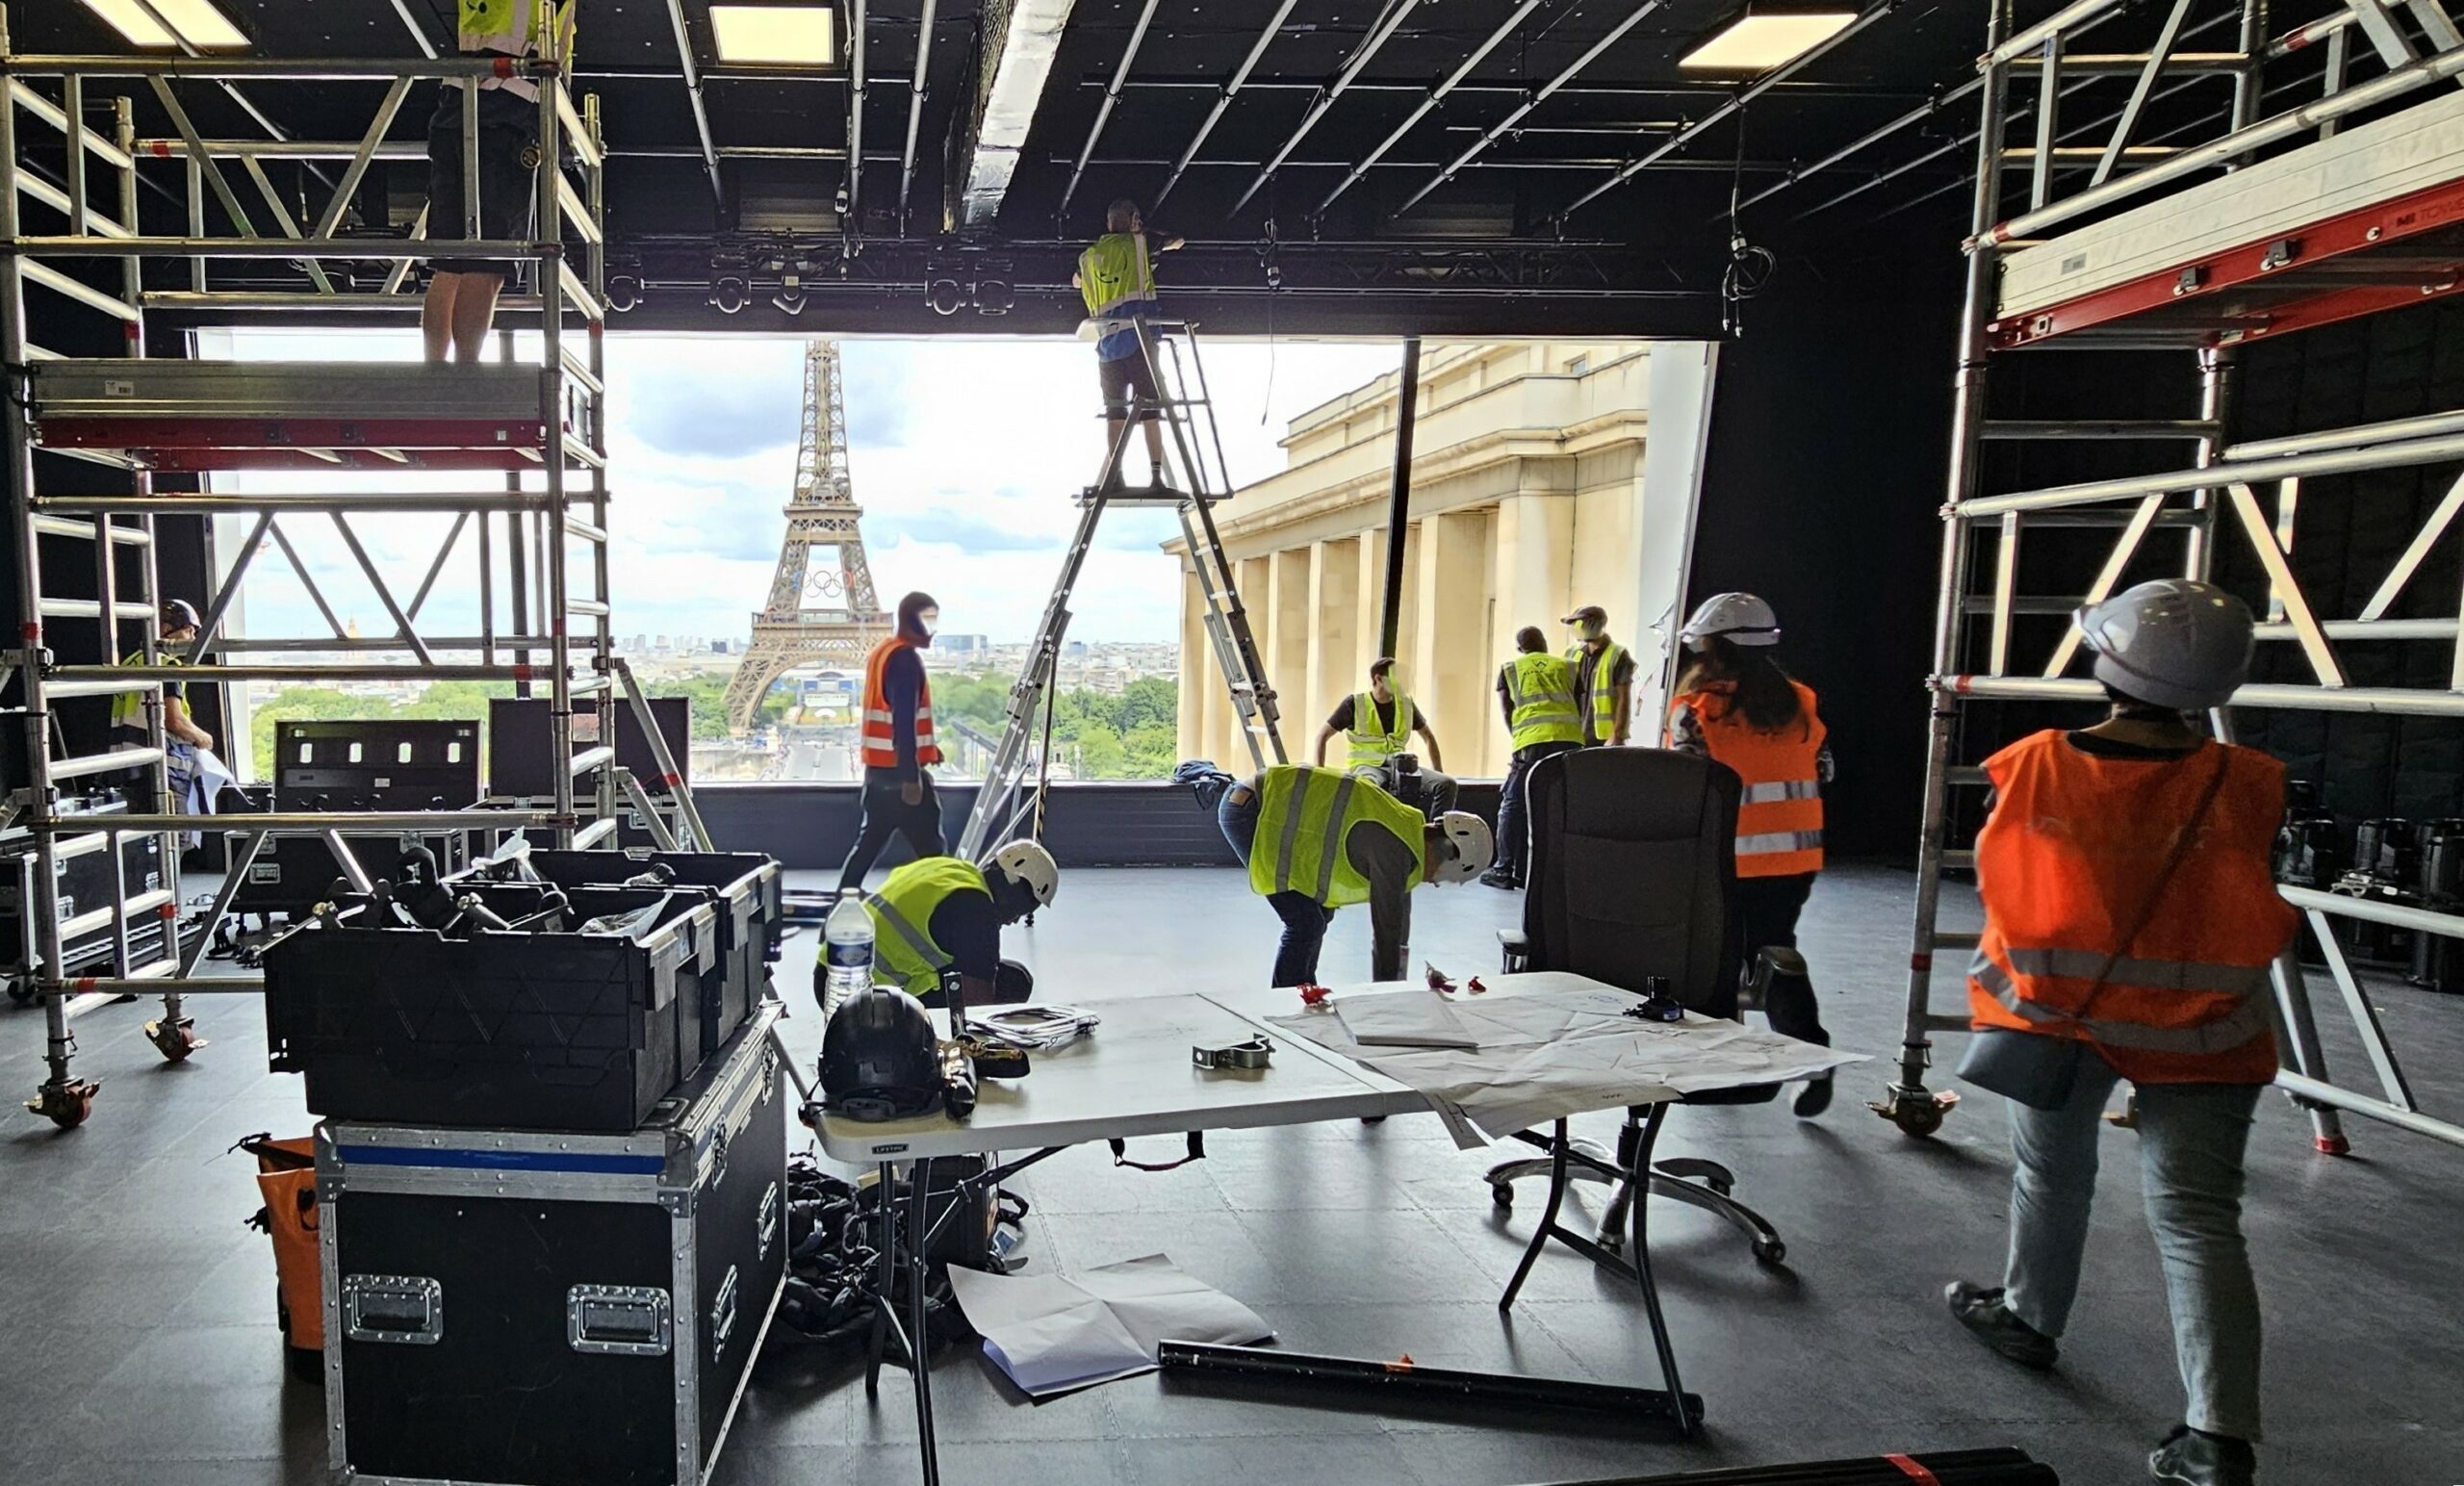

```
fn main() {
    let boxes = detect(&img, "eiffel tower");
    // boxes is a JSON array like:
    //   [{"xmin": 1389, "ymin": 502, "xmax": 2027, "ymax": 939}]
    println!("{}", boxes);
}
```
[{"xmin": 720, "ymin": 341, "xmax": 892, "ymax": 732}]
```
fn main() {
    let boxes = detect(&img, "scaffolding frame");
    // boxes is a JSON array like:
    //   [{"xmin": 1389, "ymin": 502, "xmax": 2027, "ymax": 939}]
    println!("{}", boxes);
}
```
[
  {"xmin": 1885, "ymin": 0, "xmax": 2464, "ymax": 1154},
  {"xmin": 0, "ymin": 8, "xmax": 683, "ymax": 1126}
]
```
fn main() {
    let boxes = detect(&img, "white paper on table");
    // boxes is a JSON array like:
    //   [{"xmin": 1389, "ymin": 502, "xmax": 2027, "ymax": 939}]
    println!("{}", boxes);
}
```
[
  {"xmin": 1334, "ymin": 990, "xmax": 1480, "ymax": 1049},
  {"xmin": 1269, "ymin": 983, "xmax": 1865, "ymax": 1150},
  {"xmin": 944, "ymin": 1253, "xmax": 1272, "ymax": 1398}
]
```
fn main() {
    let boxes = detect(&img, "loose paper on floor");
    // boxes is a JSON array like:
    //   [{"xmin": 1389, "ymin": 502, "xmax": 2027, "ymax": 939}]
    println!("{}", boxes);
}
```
[
  {"xmin": 1264, "ymin": 979, "xmax": 1865, "ymax": 1150},
  {"xmin": 944, "ymin": 1253, "xmax": 1272, "ymax": 1398}
]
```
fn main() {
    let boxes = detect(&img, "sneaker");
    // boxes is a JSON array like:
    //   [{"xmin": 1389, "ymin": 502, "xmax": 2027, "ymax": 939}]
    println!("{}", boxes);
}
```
[
  {"xmin": 1477, "ymin": 867, "xmax": 1520, "ymax": 890},
  {"xmin": 2149, "ymin": 1425, "xmax": 2257, "ymax": 1486},
  {"xmin": 1942, "ymin": 1280, "xmax": 2059, "ymax": 1370},
  {"xmin": 1792, "ymin": 1072, "xmax": 1834, "ymax": 1118}
]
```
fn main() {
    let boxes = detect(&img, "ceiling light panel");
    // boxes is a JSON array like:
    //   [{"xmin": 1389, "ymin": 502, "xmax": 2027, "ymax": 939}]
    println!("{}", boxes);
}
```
[
  {"xmin": 710, "ymin": 5, "xmax": 838, "ymax": 65},
  {"xmin": 78, "ymin": 0, "xmax": 250, "ymax": 49},
  {"xmin": 1679, "ymin": 12, "xmax": 1857, "ymax": 71}
]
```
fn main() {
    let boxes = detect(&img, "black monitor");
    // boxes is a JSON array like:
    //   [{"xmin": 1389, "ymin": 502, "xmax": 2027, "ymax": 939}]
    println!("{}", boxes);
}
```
[{"xmin": 487, "ymin": 696, "xmax": 690, "ymax": 799}]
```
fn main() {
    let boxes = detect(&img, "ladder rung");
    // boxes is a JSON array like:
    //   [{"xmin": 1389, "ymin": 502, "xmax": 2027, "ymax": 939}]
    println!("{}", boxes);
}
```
[
  {"xmin": 52, "ymin": 748, "xmax": 160, "ymax": 781},
  {"xmin": 1947, "ymin": 765, "xmax": 1990, "ymax": 786},
  {"xmin": 38, "ymin": 600, "xmax": 154, "ymax": 621},
  {"xmin": 31, "ymin": 515, "xmax": 152, "ymax": 545},
  {"xmin": 1941, "ymin": 849, "xmax": 1977, "ymax": 869},
  {"xmin": 564, "ymin": 517, "xmax": 607, "ymax": 544},
  {"xmin": 41, "ymin": 678, "xmax": 161, "ymax": 698},
  {"xmin": 59, "ymin": 889, "xmax": 174, "ymax": 940},
  {"xmin": 1931, "ymin": 930, "xmax": 1982, "ymax": 951},
  {"xmin": 1979, "ymin": 420, "xmax": 2218, "ymax": 441},
  {"xmin": 568, "ymin": 600, "xmax": 610, "ymax": 616},
  {"xmin": 52, "ymin": 831, "xmax": 116, "ymax": 862}
]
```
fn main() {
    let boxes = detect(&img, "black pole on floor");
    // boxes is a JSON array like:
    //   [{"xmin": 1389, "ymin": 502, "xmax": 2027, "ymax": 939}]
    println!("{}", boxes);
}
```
[{"xmin": 1375, "ymin": 335, "xmax": 1422, "ymax": 662}]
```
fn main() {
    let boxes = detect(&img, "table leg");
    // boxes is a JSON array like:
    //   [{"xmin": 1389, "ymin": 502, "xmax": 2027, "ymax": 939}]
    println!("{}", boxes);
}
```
[
  {"xmin": 909, "ymin": 1154, "xmax": 941, "ymax": 1486},
  {"xmin": 866, "ymin": 1159, "xmax": 897, "ymax": 1396},
  {"xmin": 1499, "ymin": 1116, "xmax": 1572, "ymax": 1311},
  {"xmin": 1623, "ymin": 1103, "xmax": 1695, "ymax": 1436}
]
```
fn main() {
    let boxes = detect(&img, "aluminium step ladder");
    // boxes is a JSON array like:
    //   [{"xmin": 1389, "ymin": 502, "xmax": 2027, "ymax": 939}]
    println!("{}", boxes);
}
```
[{"xmin": 956, "ymin": 320, "xmax": 1284, "ymax": 861}]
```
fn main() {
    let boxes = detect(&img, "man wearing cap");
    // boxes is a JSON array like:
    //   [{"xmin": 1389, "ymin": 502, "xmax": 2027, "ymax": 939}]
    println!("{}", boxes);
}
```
[
  {"xmin": 1563, "ymin": 605, "xmax": 1636, "ymax": 748},
  {"xmin": 114, "ymin": 601, "xmax": 218, "ymax": 820}
]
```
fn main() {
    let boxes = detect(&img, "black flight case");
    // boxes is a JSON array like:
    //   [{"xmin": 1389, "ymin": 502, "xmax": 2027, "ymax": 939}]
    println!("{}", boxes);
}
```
[{"xmin": 316, "ymin": 1004, "xmax": 787, "ymax": 1486}]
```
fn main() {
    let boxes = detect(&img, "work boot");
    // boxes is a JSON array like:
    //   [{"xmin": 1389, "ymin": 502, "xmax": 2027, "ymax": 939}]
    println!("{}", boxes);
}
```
[
  {"xmin": 1791, "ymin": 1072, "xmax": 1834, "ymax": 1118},
  {"xmin": 2149, "ymin": 1425, "xmax": 2256, "ymax": 1485},
  {"xmin": 1478, "ymin": 866, "xmax": 1520, "ymax": 890},
  {"xmin": 1942, "ymin": 1281, "xmax": 2059, "ymax": 1370}
]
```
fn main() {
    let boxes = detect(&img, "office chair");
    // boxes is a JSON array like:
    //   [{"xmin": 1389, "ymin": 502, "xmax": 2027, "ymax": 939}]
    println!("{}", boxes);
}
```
[{"xmin": 1485, "ymin": 746, "xmax": 1789, "ymax": 1268}]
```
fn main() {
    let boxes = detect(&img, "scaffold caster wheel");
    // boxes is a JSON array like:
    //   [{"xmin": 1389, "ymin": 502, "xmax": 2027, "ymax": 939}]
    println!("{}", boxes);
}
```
[
  {"xmin": 2315, "ymin": 1134, "xmax": 2351, "ymax": 1156},
  {"xmin": 1753, "ymin": 1239, "xmax": 1786, "ymax": 1267},
  {"xmin": 26, "ymin": 1078, "xmax": 100, "ymax": 1130},
  {"xmin": 6, "ymin": 978, "xmax": 32, "ymax": 1006},
  {"xmin": 145, "ymin": 1016, "xmax": 207, "ymax": 1063},
  {"xmin": 1489, "ymin": 1183, "xmax": 1513, "ymax": 1210},
  {"xmin": 1870, "ymin": 1086, "xmax": 1956, "ymax": 1140}
]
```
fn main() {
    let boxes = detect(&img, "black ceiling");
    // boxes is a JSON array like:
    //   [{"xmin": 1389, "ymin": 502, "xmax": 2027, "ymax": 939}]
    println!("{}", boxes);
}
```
[{"xmin": 8, "ymin": 0, "xmax": 2380, "ymax": 335}]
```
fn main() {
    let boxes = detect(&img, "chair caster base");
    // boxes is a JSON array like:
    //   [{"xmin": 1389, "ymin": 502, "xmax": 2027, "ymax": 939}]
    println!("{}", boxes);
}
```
[{"xmin": 1752, "ymin": 1238, "xmax": 1786, "ymax": 1267}]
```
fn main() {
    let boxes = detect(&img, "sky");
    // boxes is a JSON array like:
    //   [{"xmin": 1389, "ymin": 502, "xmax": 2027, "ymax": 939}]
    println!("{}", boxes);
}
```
[{"xmin": 211, "ymin": 330, "xmax": 1401, "ymax": 649}]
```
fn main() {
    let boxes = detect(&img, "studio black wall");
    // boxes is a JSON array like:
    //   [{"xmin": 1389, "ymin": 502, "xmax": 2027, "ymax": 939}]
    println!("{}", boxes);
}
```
[{"xmin": 1686, "ymin": 249, "xmax": 1963, "ymax": 860}]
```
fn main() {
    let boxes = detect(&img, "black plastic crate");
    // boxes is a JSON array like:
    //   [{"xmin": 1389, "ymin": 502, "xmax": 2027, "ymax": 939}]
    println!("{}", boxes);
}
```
[
  {"xmin": 264, "ymin": 884, "xmax": 718, "ymax": 1132},
  {"xmin": 518, "ymin": 850, "xmax": 781, "ymax": 1052}
]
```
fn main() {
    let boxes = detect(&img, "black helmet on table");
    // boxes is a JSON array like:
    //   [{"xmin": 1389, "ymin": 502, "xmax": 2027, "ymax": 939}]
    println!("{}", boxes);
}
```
[{"xmin": 820, "ymin": 986, "xmax": 941, "ymax": 1121}]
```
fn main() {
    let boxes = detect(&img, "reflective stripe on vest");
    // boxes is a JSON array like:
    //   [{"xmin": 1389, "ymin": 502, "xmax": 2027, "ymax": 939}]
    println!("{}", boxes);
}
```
[
  {"xmin": 1078, "ymin": 233, "xmax": 1158, "ymax": 320},
  {"xmin": 1502, "ymin": 654, "xmax": 1583, "ymax": 749},
  {"xmin": 1738, "ymin": 829, "xmax": 1824, "ymax": 858},
  {"xmin": 859, "ymin": 635, "xmax": 943, "ymax": 769},
  {"xmin": 1673, "ymin": 679, "xmax": 1825, "ymax": 878},
  {"xmin": 864, "ymin": 892, "xmax": 946, "ymax": 970},
  {"xmin": 111, "ymin": 651, "xmax": 179, "ymax": 731},
  {"xmin": 1345, "ymin": 691, "xmax": 1415, "ymax": 768},
  {"xmin": 1249, "ymin": 764, "xmax": 1426, "ymax": 909},
  {"xmin": 861, "ymin": 857, "xmax": 988, "ymax": 998},
  {"xmin": 1969, "ymin": 952, "xmax": 2274, "ymax": 1055},
  {"xmin": 1740, "ymin": 779, "xmax": 1821, "ymax": 805}
]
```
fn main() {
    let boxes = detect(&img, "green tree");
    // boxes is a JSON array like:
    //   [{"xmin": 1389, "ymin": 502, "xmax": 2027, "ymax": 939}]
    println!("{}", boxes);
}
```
[{"xmin": 1117, "ymin": 677, "xmax": 1175, "ymax": 732}]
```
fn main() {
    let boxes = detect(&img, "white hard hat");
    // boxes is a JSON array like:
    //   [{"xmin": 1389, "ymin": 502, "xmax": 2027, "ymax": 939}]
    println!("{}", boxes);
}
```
[
  {"xmin": 1430, "ymin": 811, "xmax": 1495, "ymax": 884},
  {"xmin": 990, "ymin": 839, "xmax": 1060, "ymax": 908},
  {"xmin": 1680, "ymin": 592, "xmax": 1781, "ymax": 651},
  {"xmin": 2074, "ymin": 579, "xmax": 2253, "ymax": 711}
]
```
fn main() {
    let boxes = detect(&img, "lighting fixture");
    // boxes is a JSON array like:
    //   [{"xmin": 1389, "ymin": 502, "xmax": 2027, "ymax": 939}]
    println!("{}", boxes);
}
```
[
  {"xmin": 604, "ymin": 274, "xmax": 642, "ymax": 313},
  {"xmin": 924, "ymin": 273, "xmax": 965, "ymax": 317},
  {"xmin": 773, "ymin": 274, "xmax": 808, "ymax": 316},
  {"xmin": 973, "ymin": 273, "xmax": 1014, "ymax": 318},
  {"xmin": 709, "ymin": 272, "xmax": 750, "ymax": 315},
  {"xmin": 710, "ymin": 5, "xmax": 837, "ymax": 65},
  {"xmin": 1679, "ymin": 11, "xmax": 1856, "ymax": 72},
  {"xmin": 78, "ymin": 0, "xmax": 250, "ymax": 48}
]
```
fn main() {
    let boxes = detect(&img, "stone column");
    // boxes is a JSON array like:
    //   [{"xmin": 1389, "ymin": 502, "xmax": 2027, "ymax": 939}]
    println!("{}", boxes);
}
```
[
  {"xmin": 1306, "ymin": 537, "xmax": 1361, "ymax": 740},
  {"xmin": 1178, "ymin": 563, "xmax": 1218, "ymax": 763},
  {"xmin": 1410, "ymin": 510, "xmax": 1486, "ymax": 778}
]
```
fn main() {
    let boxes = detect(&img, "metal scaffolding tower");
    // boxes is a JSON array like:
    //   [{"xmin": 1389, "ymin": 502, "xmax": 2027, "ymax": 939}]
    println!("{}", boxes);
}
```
[
  {"xmin": 1883, "ymin": 0, "xmax": 2464, "ymax": 1152},
  {"xmin": 0, "ymin": 9, "xmax": 676, "ymax": 1126},
  {"xmin": 719, "ymin": 342, "xmax": 892, "ymax": 732}
]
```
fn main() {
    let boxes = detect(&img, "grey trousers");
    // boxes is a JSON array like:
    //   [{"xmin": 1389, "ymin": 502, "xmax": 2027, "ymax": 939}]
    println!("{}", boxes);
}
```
[{"xmin": 2001, "ymin": 1059, "xmax": 2266, "ymax": 1441}]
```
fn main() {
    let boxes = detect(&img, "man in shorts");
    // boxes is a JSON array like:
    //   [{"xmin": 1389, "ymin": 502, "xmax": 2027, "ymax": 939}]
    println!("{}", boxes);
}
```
[
  {"xmin": 1072, "ymin": 198, "xmax": 1183, "ymax": 491},
  {"xmin": 422, "ymin": 0, "xmax": 565, "ymax": 363}
]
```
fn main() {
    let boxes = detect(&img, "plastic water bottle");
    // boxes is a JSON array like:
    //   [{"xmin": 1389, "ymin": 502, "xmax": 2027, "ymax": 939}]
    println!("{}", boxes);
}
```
[{"xmin": 821, "ymin": 892, "xmax": 875, "ymax": 1017}]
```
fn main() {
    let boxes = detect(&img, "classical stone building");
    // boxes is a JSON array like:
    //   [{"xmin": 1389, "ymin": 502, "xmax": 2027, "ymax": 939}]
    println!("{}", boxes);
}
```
[{"xmin": 1172, "ymin": 341, "xmax": 1709, "ymax": 780}]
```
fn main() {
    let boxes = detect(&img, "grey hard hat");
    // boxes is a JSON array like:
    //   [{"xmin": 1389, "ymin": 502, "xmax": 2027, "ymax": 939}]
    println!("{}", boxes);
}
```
[
  {"xmin": 2074, "ymin": 579, "xmax": 2254, "ymax": 711},
  {"xmin": 1680, "ymin": 592, "xmax": 1781, "ymax": 650},
  {"xmin": 160, "ymin": 599, "xmax": 201, "ymax": 632}
]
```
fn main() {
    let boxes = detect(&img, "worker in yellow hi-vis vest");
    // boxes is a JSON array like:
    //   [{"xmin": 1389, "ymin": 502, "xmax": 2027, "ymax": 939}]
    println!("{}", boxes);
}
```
[
  {"xmin": 1072, "ymin": 198, "xmax": 1183, "ymax": 492},
  {"xmin": 1311, "ymin": 656, "xmax": 1457, "ymax": 817},
  {"xmin": 1216, "ymin": 764, "xmax": 1493, "ymax": 987},
  {"xmin": 423, "ymin": 0, "xmax": 574, "ymax": 362}
]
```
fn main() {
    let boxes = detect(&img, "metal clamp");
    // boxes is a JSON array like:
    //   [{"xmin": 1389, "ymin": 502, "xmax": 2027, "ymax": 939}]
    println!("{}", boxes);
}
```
[
  {"xmin": 567, "ymin": 1284, "xmax": 672, "ymax": 1357},
  {"xmin": 1193, "ymin": 1036, "xmax": 1272, "ymax": 1071},
  {"xmin": 341, "ymin": 1274, "xmax": 444, "ymax": 1345}
]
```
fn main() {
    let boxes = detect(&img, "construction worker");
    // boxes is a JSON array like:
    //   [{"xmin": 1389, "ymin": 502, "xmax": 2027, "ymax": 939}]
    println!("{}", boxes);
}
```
[
  {"xmin": 1563, "ymin": 604, "xmax": 1635, "ymax": 747},
  {"xmin": 423, "ymin": 0, "xmax": 571, "ymax": 363},
  {"xmin": 1072, "ymin": 198, "xmax": 1183, "ymax": 491},
  {"xmin": 840, "ymin": 592, "xmax": 946, "ymax": 892},
  {"xmin": 1943, "ymin": 580, "xmax": 2293, "ymax": 1486},
  {"xmin": 1216, "ymin": 763, "xmax": 1494, "ymax": 987},
  {"xmin": 1668, "ymin": 593, "xmax": 1835, "ymax": 1116},
  {"xmin": 1483, "ymin": 626, "xmax": 1585, "ymax": 890},
  {"xmin": 114, "ymin": 600, "xmax": 217, "ymax": 820},
  {"xmin": 1313, "ymin": 656, "xmax": 1456, "ymax": 815},
  {"xmin": 837, "ymin": 840, "xmax": 1059, "ymax": 1009}
]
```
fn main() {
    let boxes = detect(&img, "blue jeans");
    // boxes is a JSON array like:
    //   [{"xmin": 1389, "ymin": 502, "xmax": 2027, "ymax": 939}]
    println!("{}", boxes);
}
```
[
  {"xmin": 2000, "ymin": 1061, "xmax": 2265, "ymax": 1441},
  {"xmin": 1219, "ymin": 784, "xmax": 1334, "ymax": 987}
]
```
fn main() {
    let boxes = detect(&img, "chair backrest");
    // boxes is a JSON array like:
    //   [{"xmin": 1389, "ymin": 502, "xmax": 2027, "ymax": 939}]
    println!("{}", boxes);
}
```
[{"xmin": 1520, "ymin": 747, "xmax": 1743, "ymax": 1015}]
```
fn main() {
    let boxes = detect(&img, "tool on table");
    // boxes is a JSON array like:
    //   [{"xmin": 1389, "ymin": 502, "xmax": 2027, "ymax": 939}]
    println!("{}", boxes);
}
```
[
  {"xmin": 1192, "ymin": 1037, "xmax": 1273, "ymax": 1071},
  {"xmin": 968, "ymin": 1004, "xmax": 1101, "ymax": 1050},
  {"xmin": 1467, "ymin": 976, "xmax": 1488, "ymax": 995},
  {"xmin": 1296, "ymin": 982, "xmax": 1333, "ymax": 1006},
  {"xmin": 962, "ymin": 1038, "xmax": 1032, "ymax": 1081},
  {"xmin": 1624, "ymin": 975, "xmax": 1685, "ymax": 1023},
  {"xmin": 1424, "ymin": 961, "xmax": 1459, "ymax": 995}
]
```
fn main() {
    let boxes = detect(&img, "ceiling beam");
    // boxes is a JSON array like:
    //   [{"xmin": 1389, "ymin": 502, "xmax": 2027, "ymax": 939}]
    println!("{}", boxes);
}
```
[
  {"xmin": 1392, "ymin": 0, "xmax": 1667, "ymax": 220},
  {"xmin": 896, "ymin": 0, "xmax": 938, "ymax": 234},
  {"xmin": 1229, "ymin": 0, "xmax": 1423, "ymax": 218},
  {"xmin": 661, "ymin": 0, "xmax": 727, "ymax": 202},
  {"xmin": 844, "ymin": 0, "xmax": 869, "ymax": 236},
  {"xmin": 1314, "ymin": 0, "xmax": 1542, "ymax": 219},
  {"xmin": 957, "ymin": 0, "xmax": 1081, "ymax": 229},
  {"xmin": 1056, "ymin": 0, "xmax": 1161, "ymax": 224},
  {"xmin": 1153, "ymin": 0, "xmax": 1296, "ymax": 212}
]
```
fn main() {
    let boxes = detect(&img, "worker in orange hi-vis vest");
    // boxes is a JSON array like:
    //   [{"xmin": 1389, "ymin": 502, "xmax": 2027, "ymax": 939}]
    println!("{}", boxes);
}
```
[
  {"xmin": 839, "ymin": 592, "xmax": 949, "ymax": 895},
  {"xmin": 1943, "ymin": 579, "xmax": 2296, "ymax": 1486},
  {"xmin": 1666, "ymin": 592, "xmax": 1835, "ymax": 1117}
]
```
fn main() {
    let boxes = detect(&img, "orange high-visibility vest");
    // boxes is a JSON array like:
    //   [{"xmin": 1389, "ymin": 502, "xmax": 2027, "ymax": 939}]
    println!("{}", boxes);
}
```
[
  {"xmin": 1669, "ymin": 680, "xmax": 1826, "ymax": 878},
  {"xmin": 1966, "ymin": 730, "xmax": 2297, "ymax": 1086},
  {"xmin": 859, "ymin": 635, "xmax": 942, "ymax": 770}
]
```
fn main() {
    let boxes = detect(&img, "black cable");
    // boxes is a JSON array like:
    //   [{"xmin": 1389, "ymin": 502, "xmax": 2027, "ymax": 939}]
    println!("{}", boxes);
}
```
[{"xmin": 1720, "ymin": 108, "xmax": 1776, "ymax": 337}]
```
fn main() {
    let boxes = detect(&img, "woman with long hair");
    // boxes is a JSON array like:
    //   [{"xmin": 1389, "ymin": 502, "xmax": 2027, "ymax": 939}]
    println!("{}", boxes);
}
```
[{"xmin": 1667, "ymin": 592, "xmax": 1835, "ymax": 1116}]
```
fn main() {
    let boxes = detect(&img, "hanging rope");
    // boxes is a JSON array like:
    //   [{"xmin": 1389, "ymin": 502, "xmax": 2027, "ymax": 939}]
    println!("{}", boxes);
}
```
[{"xmin": 1721, "ymin": 109, "xmax": 1777, "ymax": 338}]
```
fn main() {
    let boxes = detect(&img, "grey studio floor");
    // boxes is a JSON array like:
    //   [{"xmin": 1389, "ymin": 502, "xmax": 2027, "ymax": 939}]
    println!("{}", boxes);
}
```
[{"xmin": 2, "ymin": 863, "xmax": 2458, "ymax": 1486}]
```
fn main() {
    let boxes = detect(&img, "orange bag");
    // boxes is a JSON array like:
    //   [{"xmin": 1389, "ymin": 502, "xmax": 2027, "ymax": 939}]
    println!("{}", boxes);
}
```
[{"xmin": 238, "ymin": 1134, "xmax": 322, "ymax": 1365}]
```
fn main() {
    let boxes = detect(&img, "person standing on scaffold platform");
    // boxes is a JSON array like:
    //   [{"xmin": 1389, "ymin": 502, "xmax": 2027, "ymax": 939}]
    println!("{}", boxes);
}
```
[
  {"xmin": 1073, "ymin": 198, "xmax": 1183, "ymax": 493},
  {"xmin": 839, "ymin": 593, "xmax": 948, "ymax": 895}
]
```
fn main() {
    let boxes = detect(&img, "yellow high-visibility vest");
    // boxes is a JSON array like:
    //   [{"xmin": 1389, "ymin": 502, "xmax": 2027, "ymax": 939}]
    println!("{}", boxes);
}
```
[
  {"xmin": 1501, "ymin": 653, "xmax": 1582, "ymax": 748},
  {"xmin": 1247, "ymin": 765, "xmax": 1425, "ymax": 909},
  {"xmin": 860, "ymin": 856, "xmax": 988, "ymax": 1000},
  {"xmin": 1345, "ymin": 690, "xmax": 1415, "ymax": 769},
  {"xmin": 1077, "ymin": 232, "xmax": 1157, "ymax": 320}
]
